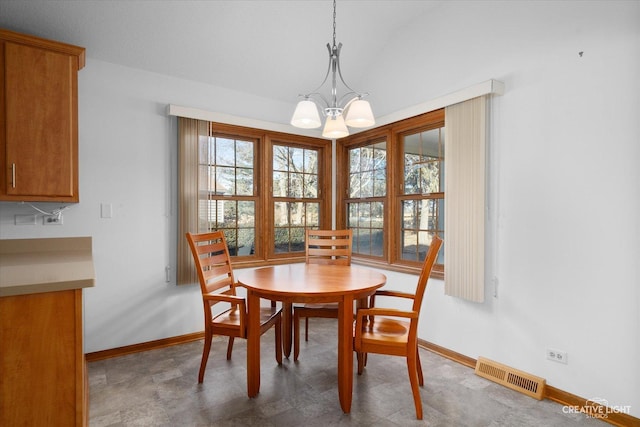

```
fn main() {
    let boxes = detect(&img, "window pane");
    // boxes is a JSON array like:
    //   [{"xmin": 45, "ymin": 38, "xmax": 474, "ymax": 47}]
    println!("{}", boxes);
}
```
[
  {"xmin": 349, "ymin": 173, "xmax": 361, "ymax": 198},
  {"xmin": 290, "ymin": 202, "xmax": 304, "ymax": 226},
  {"xmin": 236, "ymin": 140, "xmax": 253, "ymax": 168},
  {"xmin": 237, "ymin": 228, "xmax": 255, "ymax": 255},
  {"xmin": 374, "ymin": 168, "xmax": 386, "ymax": 197},
  {"xmin": 273, "ymin": 171, "xmax": 287, "ymax": 197},
  {"xmin": 419, "ymin": 161, "xmax": 440, "ymax": 194},
  {"xmin": 236, "ymin": 167, "xmax": 253, "ymax": 196},
  {"xmin": 290, "ymin": 227, "xmax": 305, "ymax": 252},
  {"xmin": 360, "ymin": 171, "xmax": 374, "ymax": 198},
  {"xmin": 290, "ymin": 147, "xmax": 304, "ymax": 172},
  {"xmin": 349, "ymin": 142, "xmax": 386, "ymax": 200},
  {"xmin": 306, "ymin": 203, "xmax": 319, "ymax": 227},
  {"xmin": 216, "ymin": 166, "xmax": 235, "ymax": 195},
  {"xmin": 349, "ymin": 201, "xmax": 384, "ymax": 257},
  {"xmin": 403, "ymin": 199, "xmax": 416, "ymax": 229},
  {"xmin": 355, "ymin": 228, "xmax": 371, "ymax": 255},
  {"xmin": 401, "ymin": 198, "xmax": 442, "ymax": 262},
  {"xmin": 304, "ymin": 174, "xmax": 318, "ymax": 198},
  {"xmin": 273, "ymin": 146, "xmax": 288, "ymax": 171},
  {"xmin": 273, "ymin": 202, "xmax": 318, "ymax": 253},
  {"xmin": 215, "ymin": 137, "xmax": 235, "ymax": 166},
  {"xmin": 273, "ymin": 145, "xmax": 320, "ymax": 200},
  {"xmin": 274, "ymin": 202, "xmax": 288, "ymax": 226},
  {"xmin": 348, "ymin": 204, "xmax": 358, "ymax": 228},
  {"xmin": 304, "ymin": 150, "xmax": 318, "ymax": 174},
  {"xmin": 403, "ymin": 128, "xmax": 443, "ymax": 195},
  {"xmin": 349, "ymin": 148, "xmax": 361, "ymax": 173},
  {"xmin": 238, "ymin": 201, "xmax": 255, "ymax": 227},
  {"xmin": 289, "ymin": 173, "xmax": 304, "ymax": 198},
  {"xmin": 358, "ymin": 203, "xmax": 371, "ymax": 228},
  {"xmin": 222, "ymin": 200, "xmax": 237, "ymax": 227},
  {"xmin": 274, "ymin": 228, "xmax": 289, "ymax": 253}
]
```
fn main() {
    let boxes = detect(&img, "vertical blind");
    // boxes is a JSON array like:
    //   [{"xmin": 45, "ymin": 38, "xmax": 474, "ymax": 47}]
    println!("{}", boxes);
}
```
[
  {"xmin": 177, "ymin": 117, "xmax": 208, "ymax": 285},
  {"xmin": 444, "ymin": 96, "xmax": 486, "ymax": 302}
]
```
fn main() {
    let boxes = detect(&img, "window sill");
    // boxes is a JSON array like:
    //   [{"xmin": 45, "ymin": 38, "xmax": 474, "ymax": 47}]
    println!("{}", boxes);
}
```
[{"xmin": 352, "ymin": 258, "xmax": 444, "ymax": 280}]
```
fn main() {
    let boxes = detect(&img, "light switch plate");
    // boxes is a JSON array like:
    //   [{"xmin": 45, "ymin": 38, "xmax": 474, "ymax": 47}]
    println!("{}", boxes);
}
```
[
  {"xmin": 101, "ymin": 203, "xmax": 113, "ymax": 218},
  {"xmin": 15, "ymin": 214, "xmax": 37, "ymax": 225}
]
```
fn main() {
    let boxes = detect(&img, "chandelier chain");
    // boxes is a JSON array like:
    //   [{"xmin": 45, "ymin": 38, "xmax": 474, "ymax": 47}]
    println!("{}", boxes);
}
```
[{"xmin": 332, "ymin": 0, "xmax": 337, "ymax": 48}]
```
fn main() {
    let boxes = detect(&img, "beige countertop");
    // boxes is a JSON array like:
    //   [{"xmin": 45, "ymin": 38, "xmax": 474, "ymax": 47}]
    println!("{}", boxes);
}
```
[{"xmin": 0, "ymin": 236, "xmax": 95, "ymax": 297}]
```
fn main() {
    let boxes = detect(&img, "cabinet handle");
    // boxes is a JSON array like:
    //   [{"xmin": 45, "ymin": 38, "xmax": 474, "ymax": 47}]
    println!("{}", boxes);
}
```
[{"xmin": 11, "ymin": 163, "xmax": 16, "ymax": 188}]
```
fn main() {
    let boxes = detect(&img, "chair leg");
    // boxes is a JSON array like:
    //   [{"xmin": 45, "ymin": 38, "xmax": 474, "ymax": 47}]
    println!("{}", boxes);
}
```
[
  {"xmin": 357, "ymin": 352, "xmax": 365, "ymax": 375},
  {"xmin": 305, "ymin": 317, "xmax": 309, "ymax": 341},
  {"xmin": 293, "ymin": 311, "xmax": 300, "ymax": 361},
  {"xmin": 275, "ymin": 316, "xmax": 283, "ymax": 365},
  {"xmin": 407, "ymin": 349, "xmax": 423, "ymax": 420},
  {"xmin": 198, "ymin": 330, "xmax": 213, "ymax": 383},
  {"xmin": 226, "ymin": 337, "xmax": 234, "ymax": 360},
  {"xmin": 416, "ymin": 348, "xmax": 424, "ymax": 386}
]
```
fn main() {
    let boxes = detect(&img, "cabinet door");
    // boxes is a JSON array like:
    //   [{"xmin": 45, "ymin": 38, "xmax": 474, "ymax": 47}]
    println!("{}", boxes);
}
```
[{"xmin": 4, "ymin": 41, "xmax": 78, "ymax": 200}]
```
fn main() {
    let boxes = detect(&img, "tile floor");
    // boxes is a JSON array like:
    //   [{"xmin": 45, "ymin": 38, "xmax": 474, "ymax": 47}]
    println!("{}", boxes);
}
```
[{"xmin": 88, "ymin": 318, "xmax": 606, "ymax": 426}]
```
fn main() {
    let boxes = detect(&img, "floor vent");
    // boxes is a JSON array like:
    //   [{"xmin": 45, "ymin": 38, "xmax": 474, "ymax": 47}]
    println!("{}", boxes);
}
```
[{"xmin": 475, "ymin": 356, "xmax": 545, "ymax": 400}]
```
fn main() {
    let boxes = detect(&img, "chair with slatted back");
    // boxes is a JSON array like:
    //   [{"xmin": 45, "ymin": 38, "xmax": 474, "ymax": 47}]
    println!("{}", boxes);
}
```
[
  {"xmin": 353, "ymin": 235, "xmax": 442, "ymax": 420},
  {"xmin": 293, "ymin": 229, "xmax": 352, "ymax": 361},
  {"xmin": 186, "ymin": 231, "xmax": 282, "ymax": 383}
]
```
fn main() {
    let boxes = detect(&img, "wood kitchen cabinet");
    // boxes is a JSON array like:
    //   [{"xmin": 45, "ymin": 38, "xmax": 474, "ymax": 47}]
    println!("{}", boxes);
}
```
[
  {"xmin": 0, "ymin": 237, "xmax": 95, "ymax": 426},
  {"xmin": 0, "ymin": 29, "xmax": 85, "ymax": 202}
]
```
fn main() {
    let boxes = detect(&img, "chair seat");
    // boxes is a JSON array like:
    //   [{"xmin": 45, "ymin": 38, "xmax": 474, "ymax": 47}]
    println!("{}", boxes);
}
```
[
  {"xmin": 295, "ymin": 302, "xmax": 338, "ymax": 311},
  {"xmin": 359, "ymin": 317, "xmax": 410, "ymax": 347},
  {"xmin": 213, "ymin": 306, "xmax": 281, "ymax": 329}
]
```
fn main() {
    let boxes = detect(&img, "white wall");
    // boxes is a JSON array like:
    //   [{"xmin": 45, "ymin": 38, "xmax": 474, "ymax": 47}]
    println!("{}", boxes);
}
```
[{"xmin": 0, "ymin": 0, "xmax": 637, "ymax": 417}]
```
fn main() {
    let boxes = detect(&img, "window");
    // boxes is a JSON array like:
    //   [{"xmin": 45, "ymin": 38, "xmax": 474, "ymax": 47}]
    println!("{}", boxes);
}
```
[
  {"xmin": 346, "ymin": 141, "xmax": 386, "ymax": 258},
  {"xmin": 400, "ymin": 127, "xmax": 445, "ymax": 265},
  {"xmin": 177, "ymin": 119, "xmax": 330, "ymax": 284},
  {"xmin": 198, "ymin": 133, "xmax": 257, "ymax": 256},
  {"xmin": 336, "ymin": 110, "xmax": 445, "ymax": 276},
  {"xmin": 272, "ymin": 144, "xmax": 321, "ymax": 254}
]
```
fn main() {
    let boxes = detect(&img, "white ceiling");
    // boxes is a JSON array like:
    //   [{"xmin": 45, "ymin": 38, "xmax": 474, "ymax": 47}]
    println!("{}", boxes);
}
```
[{"xmin": 0, "ymin": 0, "xmax": 442, "ymax": 107}]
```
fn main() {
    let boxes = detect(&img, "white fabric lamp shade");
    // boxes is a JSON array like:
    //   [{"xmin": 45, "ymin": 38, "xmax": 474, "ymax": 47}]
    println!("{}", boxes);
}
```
[
  {"xmin": 291, "ymin": 100, "xmax": 322, "ymax": 129},
  {"xmin": 344, "ymin": 99, "xmax": 375, "ymax": 128},
  {"xmin": 322, "ymin": 115, "xmax": 349, "ymax": 139}
]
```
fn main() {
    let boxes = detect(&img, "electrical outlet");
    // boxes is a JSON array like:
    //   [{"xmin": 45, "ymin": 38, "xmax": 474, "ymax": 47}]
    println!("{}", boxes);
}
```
[
  {"xmin": 546, "ymin": 348, "xmax": 568, "ymax": 364},
  {"xmin": 43, "ymin": 214, "xmax": 63, "ymax": 225}
]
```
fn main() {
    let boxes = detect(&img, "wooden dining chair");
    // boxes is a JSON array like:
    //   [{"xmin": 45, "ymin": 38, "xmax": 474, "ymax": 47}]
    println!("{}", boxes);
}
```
[
  {"xmin": 353, "ymin": 235, "xmax": 443, "ymax": 420},
  {"xmin": 186, "ymin": 231, "xmax": 282, "ymax": 383},
  {"xmin": 292, "ymin": 229, "xmax": 353, "ymax": 361}
]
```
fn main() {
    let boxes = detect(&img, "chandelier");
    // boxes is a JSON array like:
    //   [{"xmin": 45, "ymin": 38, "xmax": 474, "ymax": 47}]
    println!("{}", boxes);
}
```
[{"xmin": 290, "ymin": 0, "xmax": 375, "ymax": 139}]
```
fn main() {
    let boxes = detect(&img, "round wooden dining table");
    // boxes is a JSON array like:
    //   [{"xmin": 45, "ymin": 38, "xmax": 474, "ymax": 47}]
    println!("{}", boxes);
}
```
[{"xmin": 237, "ymin": 263, "xmax": 387, "ymax": 413}]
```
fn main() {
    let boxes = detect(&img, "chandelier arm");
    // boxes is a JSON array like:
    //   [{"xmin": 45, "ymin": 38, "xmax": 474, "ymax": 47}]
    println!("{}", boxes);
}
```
[
  {"xmin": 302, "ymin": 92, "xmax": 331, "ymax": 111},
  {"xmin": 338, "ymin": 93, "xmax": 361, "ymax": 108},
  {"xmin": 300, "ymin": 43, "xmax": 335, "ymax": 100},
  {"xmin": 334, "ymin": 44, "xmax": 362, "ymax": 98}
]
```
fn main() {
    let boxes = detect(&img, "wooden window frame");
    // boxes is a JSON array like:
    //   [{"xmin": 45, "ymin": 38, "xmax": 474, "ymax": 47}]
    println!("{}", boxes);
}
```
[
  {"xmin": 336, "ymin": 109, "xmax": 445, "ymax": 278},
  {"xmin": 205, "ymin": 123, "xmax": 331, "ymax": 268},
  {"xmin": 266, "ymin": 134, "xmax": 332, "ymax": 262}
]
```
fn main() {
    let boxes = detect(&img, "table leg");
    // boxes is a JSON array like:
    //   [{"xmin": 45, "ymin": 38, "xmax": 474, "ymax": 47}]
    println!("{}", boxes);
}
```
[
  {"xmin": 246, "ymin": 290, "xmax": 261, "ymax": 397},
  {"xmin": 282, "ymin": 302, "xmax": 292, "ymax": 358},
  {"xmin": 337, "ymin": 295, "xmax": 354, "ymax": 413}
]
